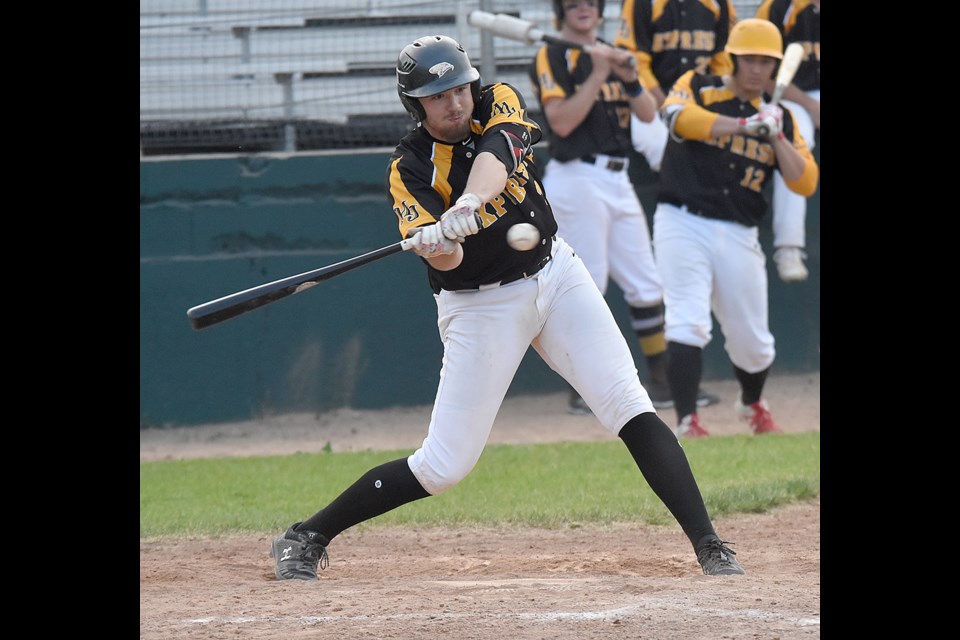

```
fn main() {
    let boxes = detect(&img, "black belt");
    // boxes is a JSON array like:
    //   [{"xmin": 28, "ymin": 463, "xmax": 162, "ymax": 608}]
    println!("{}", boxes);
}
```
[
  {"xmin": 500, "ymin": 254, "xmax": 551, "ymax": 286},
  {"xmin": 660, "ymin": 197, "xmax": 712, "ymax": 219},
  {"xmin": 499, "ymin": 235, "xmax": 555, "ymax": 286},
  {"xmin": 581, "ymin": 154, "xmax": 628, "ymax": 172}
]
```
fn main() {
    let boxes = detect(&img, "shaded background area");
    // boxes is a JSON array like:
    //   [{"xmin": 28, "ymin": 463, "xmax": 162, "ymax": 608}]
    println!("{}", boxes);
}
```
[{"xmin": 139, "ymin": 146, "xmax": 819, "ymax": 428}]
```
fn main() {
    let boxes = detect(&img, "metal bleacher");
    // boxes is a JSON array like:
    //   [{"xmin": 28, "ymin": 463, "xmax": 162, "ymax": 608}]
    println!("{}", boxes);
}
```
[
  {"xmin": 140, "ymin": 1, "xmax": 763, "ymax": 156},
  {"xmin": 139, "ymin": 1, "xmax": 561, "ymax": 155}
]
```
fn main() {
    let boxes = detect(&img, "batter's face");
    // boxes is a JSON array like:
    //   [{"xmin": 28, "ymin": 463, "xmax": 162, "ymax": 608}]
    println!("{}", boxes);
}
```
[
  {"xmin": 420, "ymin": 84, "xmax": 474, "ymax": 143},
  {"xmin": 734, "ymin": 55, "xmax": 779, "ymax": 97}
]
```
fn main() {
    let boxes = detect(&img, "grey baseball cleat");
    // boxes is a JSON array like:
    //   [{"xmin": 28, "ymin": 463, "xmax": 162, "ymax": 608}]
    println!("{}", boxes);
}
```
[
  {"xmin": 696, "ymin": 536, "xmax": 745, "ymax": 576},
  {"xmin": 270, "ymin": 522, "xmax": 329, "ymax": 580}
]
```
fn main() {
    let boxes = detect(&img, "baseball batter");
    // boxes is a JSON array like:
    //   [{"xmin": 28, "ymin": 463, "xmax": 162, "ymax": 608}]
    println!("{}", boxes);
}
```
[
  {"xmin": 653, "ymin": 19, "xmax": 819, "ymax": 438},
  {"xmin": 270, "ymin": 34, "xmax": 744, "ymax": 581},
  {"xmin": 756, "ymin": 0, "xmax": 821, "ymax": 282},
  {"xmin": 528, "ymin": 0, "xmax": 718, "ymax": 414}
]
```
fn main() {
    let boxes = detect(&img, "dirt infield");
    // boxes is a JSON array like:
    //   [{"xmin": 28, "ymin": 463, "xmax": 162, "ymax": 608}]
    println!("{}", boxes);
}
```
[{"xmin": 140, "ymin": 373, "xmax": 820, "ymax": 639}]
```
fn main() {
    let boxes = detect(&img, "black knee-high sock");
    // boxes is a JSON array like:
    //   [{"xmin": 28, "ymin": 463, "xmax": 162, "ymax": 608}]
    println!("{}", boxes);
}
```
[
  {"xmin": 666, "ymin": 342, "xmax": 702, "ymax": 422},
  {"xmin": 733, "ymin": 365, "xmax": 769, "ymax": 405},
  {"xmin": 296, "ymin": 458, "xmax": 430, "ymax": 542},
  {"xmin": 619, "ymin": 413, "xmax": 717, "ymax": 548}
]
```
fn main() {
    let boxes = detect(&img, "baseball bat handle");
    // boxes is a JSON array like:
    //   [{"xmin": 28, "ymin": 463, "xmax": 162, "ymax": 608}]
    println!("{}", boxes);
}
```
[
  {"xmin": 468, "ymin": 11, "xmax": 636, "ymax": 69},
  {"xmin": 541, "ymin": 35, "xmax": 637, "ymax": 69},
  {"xmin": 187, "ymin": 239, "xmax": 413, "ymax": 331}
]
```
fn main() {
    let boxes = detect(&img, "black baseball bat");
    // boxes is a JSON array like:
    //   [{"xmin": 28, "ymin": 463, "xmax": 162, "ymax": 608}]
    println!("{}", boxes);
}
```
[{"xmin": 187, "ymin": 238, "xmax": 414, "ymax": 331}]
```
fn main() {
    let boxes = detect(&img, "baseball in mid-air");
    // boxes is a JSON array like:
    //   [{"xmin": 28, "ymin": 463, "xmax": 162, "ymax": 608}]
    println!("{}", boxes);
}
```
[{"xmin": 506, "ymin": 223, "xmax": 540, "ymax": 251}]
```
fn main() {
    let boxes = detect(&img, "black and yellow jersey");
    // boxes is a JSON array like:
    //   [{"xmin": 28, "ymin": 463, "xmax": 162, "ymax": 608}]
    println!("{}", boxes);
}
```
[
  {"xmin": 527, "ymin": 41, "xmax": 635, "ymax": 161},
  {"xmin": 614, "ymin": 0, "xmax": 738, "ymax": 93},
  {"xmin": 386, "ymin": 82, "xmax": 557, "ymax": 293},
  {"xmin": 658, "ymin": 70, "xmax": 817, "ymax": 227}
]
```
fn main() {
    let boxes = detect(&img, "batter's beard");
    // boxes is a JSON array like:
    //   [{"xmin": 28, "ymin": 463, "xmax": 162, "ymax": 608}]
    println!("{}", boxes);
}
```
[{"xmin": 424, "ymin": 117, "xmax": 472, "ymax": 144}]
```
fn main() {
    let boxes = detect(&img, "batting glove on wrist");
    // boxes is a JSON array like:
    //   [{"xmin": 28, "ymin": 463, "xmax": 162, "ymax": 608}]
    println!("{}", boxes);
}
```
[
  {"xmin": 408, "ymin": 223, "xmax": 457, "ymax": 258},
  {"xmin": 440, "ymin": 193, "xmax": 482, "ymax": 242}
]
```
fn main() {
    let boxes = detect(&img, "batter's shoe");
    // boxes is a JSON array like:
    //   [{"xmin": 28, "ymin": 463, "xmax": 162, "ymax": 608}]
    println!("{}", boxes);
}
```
[
  {"xmin": 696, "ymin": 536, "xmax": 745, "ymax": 576},
  {"xmin": 567, "ymin": 387, "xmax": 592, "ymax": 416},
  {"xmin": 647, "ymin": 383, "xmax": 721, "ymax": 410},
  {"xmin": 675, "ymin": 414, "xmax": 709, "ymax": 438},
  {"xmin": 773, "ymin": 247, "xmax": 809, "ymax": 282},
  {"xmin": 270, "ymin": 522, "xmax": 330, "ymax": 580},
  {"xmin": 736, "ymin": 399, "xmax": 783, "ymax": 434}
]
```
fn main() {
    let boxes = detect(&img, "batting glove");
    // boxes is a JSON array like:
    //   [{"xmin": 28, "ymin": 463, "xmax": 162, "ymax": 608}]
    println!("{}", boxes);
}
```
[
  {"xmin": 739, "ymin": 112, "xmax": 781, "ymax": 140},
  {"xmin": 408, "ymin": 223, "xmax": 457, "ymax": 258},
  {"xmin": 440, "ymin": 193, "xmax": 482, "ymax": 242}
]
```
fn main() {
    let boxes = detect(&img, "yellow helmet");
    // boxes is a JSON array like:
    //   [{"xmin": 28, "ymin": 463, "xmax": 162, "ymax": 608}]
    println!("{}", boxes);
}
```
[{"xmin": 725, "ymin": 19, "xmax": 783, "ymax": 59}]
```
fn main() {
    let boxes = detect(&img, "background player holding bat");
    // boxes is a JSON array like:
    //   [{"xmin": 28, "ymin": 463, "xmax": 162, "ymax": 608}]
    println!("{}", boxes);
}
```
[
  {"xmin": 271, "ymin": 34, "xmax": 745, "ymax": 582},
  {"xmin": 652, "ymin": 18, "xmax": 819, "ymax": 438},
  {"xmin": 528, "ymin": 0, "xmax": 718, "ymax": 415},
  {"xmin": 614, "ymin": 0, "xmax": 814, "ymax": 283}
]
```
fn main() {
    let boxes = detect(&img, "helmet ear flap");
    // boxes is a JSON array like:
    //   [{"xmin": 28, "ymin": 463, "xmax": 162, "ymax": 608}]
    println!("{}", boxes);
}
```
[{"xmin": 398, "ymin": 88, "xmax": 425, "ymax": 122}]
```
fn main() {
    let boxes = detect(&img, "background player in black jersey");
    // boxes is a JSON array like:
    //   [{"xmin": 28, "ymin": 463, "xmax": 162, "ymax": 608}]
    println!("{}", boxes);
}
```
[
  {"xmin": 270, "ymin": 34, "xmax": 745, "ymax": 582},
  {"xmin": 614, "ymin": 0, "xmax": 738, "ymax": 173},
  {"xmin": 653, "ymin": 19, "xmax": 819, "ymax": 438},
  {"xmin": 529, "ymin": 0, "xmax": 718, "ymax": 415}
]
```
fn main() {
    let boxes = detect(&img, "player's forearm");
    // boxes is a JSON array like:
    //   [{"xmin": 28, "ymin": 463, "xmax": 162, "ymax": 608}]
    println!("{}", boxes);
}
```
[
  {"xmin": 542, "ymin": 74, "xmax": 607, "ymax": 138},
  {"xmin": 423, "ymin": 242, "xmax": 464, "ymax": 271},
  {"xmin": 464, "ymin": 152, "xmax": 508, "ymax": 203},
  {"xmin": 773, "ymin": 137, "xmax": 818, "ymax": 195}
]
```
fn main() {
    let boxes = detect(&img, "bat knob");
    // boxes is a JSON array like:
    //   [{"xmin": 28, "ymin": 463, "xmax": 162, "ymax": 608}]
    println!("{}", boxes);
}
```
[{"xmin": 756, "ymin": 124, "xmax": 770, "ymax": 137}]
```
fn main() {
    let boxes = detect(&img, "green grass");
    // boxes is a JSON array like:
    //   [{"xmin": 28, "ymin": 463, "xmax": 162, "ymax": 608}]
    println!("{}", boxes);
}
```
[{"xmin": 140, "ymin": 433, "xmax": 819, "ymax": 539}]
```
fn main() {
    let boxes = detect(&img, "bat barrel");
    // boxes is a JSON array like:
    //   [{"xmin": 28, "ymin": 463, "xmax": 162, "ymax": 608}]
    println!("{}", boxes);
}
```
[{"xmin": 187, "ymin": 240, "xmax": 408, "ymax": 331}]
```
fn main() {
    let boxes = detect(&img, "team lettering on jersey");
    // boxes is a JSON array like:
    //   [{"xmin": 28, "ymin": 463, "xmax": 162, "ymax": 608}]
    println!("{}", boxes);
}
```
[
  {"xmin": 485, "ymin": 162, "xmax": 534, "ymax": 220},
  {"xmin": 701, "ymin": 135, "xmax": 775, "ymax": 193},
  {"xmin": 491, "ymin": 101, "xmax": 517, "ymax": 117},
  {"xmin": 394, "ymin": 199, "xmax": 424, "ymax": 225},
  {"xmin": 651, "ymin": 29, "xmax": 717, "ymax": 53}
]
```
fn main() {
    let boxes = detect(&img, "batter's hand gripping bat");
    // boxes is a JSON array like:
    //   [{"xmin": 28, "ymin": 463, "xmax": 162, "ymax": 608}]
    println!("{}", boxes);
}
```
[
  {"xmin": 186, "ymin": 238, "xmax": 415, "ymax": 331},
  {"xmin": 468, "ymin": 10, "xmax": 636, "ymax": 68},
  {"xmin": 756, "ymin": 42, "xmax": 805, "ymax": 137}
]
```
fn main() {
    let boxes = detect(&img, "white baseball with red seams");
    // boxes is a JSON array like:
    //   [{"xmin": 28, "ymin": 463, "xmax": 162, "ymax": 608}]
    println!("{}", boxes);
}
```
[{"xmin": 506, "ymin": 223, "xmax": 540, "ymax": 251}]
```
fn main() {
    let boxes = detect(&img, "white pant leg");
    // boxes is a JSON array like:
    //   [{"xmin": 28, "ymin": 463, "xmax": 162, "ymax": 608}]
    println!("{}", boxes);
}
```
[
  {"xmin": 546, "ymin": 159, "xmax": 662, "ymax": 307},
  {"xmin": 407, "ymin": 278, "xmax": 543, "ymax": 495},
  {"xmin": 543, "ymin": 159, "xmax": 613, "ymax": 294},
  {"xmin": 606, "ymin": 172, "xmax": 663, "ymax": 307},
  {"xmin": 654, "ymin": 205, "xmax": 775, "ymax": 372},
  {"xmin": 652, "ymin": 205, "xmax": 715, "ymax": 349},
  {"xmin": 709, "ymin": 220, "xmax": 776, "ymax": 373},
  {"xmin": 773, "ymin": 91, "xmax": 819, "ymax": 248},
  {"xmin": 630, "ymin": 113, "xmax": 668, "ymax": 172},
  {"xmin": 532, "ymin": 239, "xmax": 655, "ymax": 433}
]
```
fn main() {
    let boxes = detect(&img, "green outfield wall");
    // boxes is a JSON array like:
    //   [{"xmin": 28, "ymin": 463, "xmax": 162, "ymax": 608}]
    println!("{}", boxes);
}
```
[{"xmin": 140, "ymin": 148, "xmax": 820, "ymax": 428}]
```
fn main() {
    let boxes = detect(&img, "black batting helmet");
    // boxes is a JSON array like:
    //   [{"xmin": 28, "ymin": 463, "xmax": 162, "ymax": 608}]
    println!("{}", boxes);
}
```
[
  {"xmin": 553, "ymin": 0, "xmax": 605, "ymax": 24},
  {"xmin": 396, "ymin": 35, "xmax": 481, "ymax": 122}
]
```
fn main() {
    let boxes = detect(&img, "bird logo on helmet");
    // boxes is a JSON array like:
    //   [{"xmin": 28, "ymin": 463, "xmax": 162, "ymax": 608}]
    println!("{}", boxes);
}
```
[
  {"xmin": 396, "ymin": 35, "xmax": 482, "ymax": 122},
  {"xmin": 725, "ymin": 18, "xmax": 783, "ymax": 73}
]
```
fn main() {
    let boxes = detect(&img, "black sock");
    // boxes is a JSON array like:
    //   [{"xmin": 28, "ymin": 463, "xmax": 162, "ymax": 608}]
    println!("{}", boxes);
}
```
[
  {"xmin": 733, "ymin": 366, "xmax": 770, "ymax": 405},
  {"xmin": 619, "ymin": 413, "xmax": 716, "ymax": 548},
  {"xmin": 297, "ymin": 458, "xmax": 430, "ymax": 542},
  {"xmin": 666, "ymin": 342, "xmax": 702, "ymax": 421}
]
